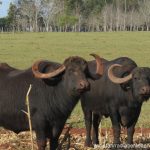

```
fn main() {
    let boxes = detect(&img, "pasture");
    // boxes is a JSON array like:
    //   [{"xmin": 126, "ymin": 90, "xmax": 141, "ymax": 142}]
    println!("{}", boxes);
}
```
[
  {"xmin": 0, "ymin": 32, "xmax": 150, "ymax": 128},
  {"xmin": 0, "ymin": 32, "xmax": 150, "ymax": 149}
]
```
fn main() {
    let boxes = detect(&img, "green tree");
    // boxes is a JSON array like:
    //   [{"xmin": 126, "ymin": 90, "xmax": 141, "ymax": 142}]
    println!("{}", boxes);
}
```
[
  {"xmin": 58, "ymin": 14, "xmax": 78, "ymax": 31},
  {"xmin": 65, "ymin": 0, "xmax": 84, "ymax": 31},
  {"xmin": 7, "ymin": 2, "xmax": 17, "ymax": 31},
  {"xmin": 0, "ymin": 17, "xmax": 9, "ymax": 31}
]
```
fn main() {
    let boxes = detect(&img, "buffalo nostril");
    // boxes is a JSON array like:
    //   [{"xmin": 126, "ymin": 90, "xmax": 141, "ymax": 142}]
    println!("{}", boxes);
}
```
[
  {"xmin": 78, "ymin": 81, "xmax": 86, "ymax": 89},
  {"xmin": 140, "ymin": 87, "xmax": 146, "ymax": 94},
  {"xmin": 140, "ymin": 86, "xmax": 150, "ymax": 95},
  {"xmin": 78, "ymin": 81, "xmax": 89, "ymax": 90},
  {"xmin": 80, "ymin": 82, "xmax": 85, "ymax": 89},
  {"xmin": 142, "ymin": 87, "xmax": 146, "ymax": 92}
]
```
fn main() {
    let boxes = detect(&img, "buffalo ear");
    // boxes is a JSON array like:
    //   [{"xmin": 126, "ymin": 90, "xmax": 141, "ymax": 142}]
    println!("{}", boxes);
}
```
[
  {"xmin": 87, "ymin": 60, "xmax": 102, "ymax": 80},
  {"xmin": 120, "ymin": 72, "xmax": 132, "ymax": 91}
]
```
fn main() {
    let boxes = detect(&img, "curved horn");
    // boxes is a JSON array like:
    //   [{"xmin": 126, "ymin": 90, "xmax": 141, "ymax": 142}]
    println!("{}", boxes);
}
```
[
  {"xmin": 90, "ymin": 53, "xmax": 103, "ymax": 75},
  {"xmin": 32, "ymin": 60, "xmax": 65, "ymax": 79},
  {"xmin": 108, "ymin": 64, "xmax": 132, "ymax": 84}
]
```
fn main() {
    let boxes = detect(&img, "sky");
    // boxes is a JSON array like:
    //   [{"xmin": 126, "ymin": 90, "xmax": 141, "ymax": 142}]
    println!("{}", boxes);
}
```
[{"xmin": 0, "ymin": 0, "xmax": 12, "ymax": 18}]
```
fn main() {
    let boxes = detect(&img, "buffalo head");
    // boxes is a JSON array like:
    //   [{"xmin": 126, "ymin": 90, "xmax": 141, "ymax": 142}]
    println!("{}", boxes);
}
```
[
  {"xmin": 32, "ymin": 54, "xmax": 103, "ymax": 96},
  {"xmin": 108, "ymin": 64, "xmax": 150, "ymax": 102}
]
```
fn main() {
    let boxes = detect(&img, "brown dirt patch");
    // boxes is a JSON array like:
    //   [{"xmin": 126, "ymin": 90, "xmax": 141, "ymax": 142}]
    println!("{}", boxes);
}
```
[{"xmin": 0, "ymin": 127, "xmax": 149, "ymax": 150}]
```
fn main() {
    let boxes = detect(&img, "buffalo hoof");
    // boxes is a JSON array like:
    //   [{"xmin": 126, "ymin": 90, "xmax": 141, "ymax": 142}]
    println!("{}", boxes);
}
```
[
  {"xmin": 93, "ymin": 140, "xmax": 99, "ymax": 145},
  {"xmin": 84, "ymin": 140, "xmax": 94, "ymax": 148},
  {"xmin": 113, "ymin": 140, "xmax": 121, "ymax": 144},
  {"xmin": 127, "ymin": 141, "xmax": 133, "ymax": 144}
]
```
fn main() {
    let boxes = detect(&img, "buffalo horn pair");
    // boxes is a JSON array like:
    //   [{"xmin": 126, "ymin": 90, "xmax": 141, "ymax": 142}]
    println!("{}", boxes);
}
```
[{"xmin": 32, "ymin": 54, "xmax": 103, "ymax": 79}]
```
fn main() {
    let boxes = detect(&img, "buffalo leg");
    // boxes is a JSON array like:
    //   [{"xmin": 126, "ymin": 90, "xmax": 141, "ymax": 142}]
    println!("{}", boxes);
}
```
[
  {"xmin": 50, "ymin": 123, "xmax": 64, "ymax": 150},
  {"xmin": 84, "ymin": 110, "xmax": 93, "ymax": 147},
  {"xmin": 127, "ymin": 118, "xmax": 139, "ymax": 144},
  {"xmin": 34, "ymin": 116, "xmax": 47, "ymax": 150},
  {"xmin": 127, "ymin": 125, "xmax": 135, "ymax": 144},
  {"xmin": 110, "ymin": 112, "xmax": 121, "ymax": 144},
  {"xmin": 92, "ymin": 113, "xmax": 101, "ymax": 145},
  {"xmin": 37, "ymin": 139, "xmax": 47, "ymax": 150},
  {"xmin": 50, "ymin": 138, "xmax": 59, "ymax": 150},
  {"xmin": 127, "ymin": 107, "xmax": 141, "ymax": 144},
  {"xmin": 36, "ymin": 130, "xmax": 47, "ymax": 150}
]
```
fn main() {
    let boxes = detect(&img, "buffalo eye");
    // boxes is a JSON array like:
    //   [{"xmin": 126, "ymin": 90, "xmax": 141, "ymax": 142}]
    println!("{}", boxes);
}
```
[
  {"xmin": 68, "ymin": 68, "xmax": 79, "ymax": 75},
  {"xmin": 69, "ymin": 68, "xmax": 74, "ymax": 72},
  {"xmin": 134, "ymin": 76, "xmax": 141, "ymax": 80}
]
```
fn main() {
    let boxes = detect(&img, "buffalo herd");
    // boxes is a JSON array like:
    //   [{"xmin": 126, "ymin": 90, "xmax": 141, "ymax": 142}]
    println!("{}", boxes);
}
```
[{"xmin": 0, "ymin": 54, "xmax": 150, "ymax": 150}]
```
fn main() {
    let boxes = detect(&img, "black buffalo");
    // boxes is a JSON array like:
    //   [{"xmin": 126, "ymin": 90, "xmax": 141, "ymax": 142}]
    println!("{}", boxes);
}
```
[
  {"xmin": 81, "ymin": 57, "xmax": 150, "ymax": 147},
  {"xmin": 0, "ymin": 54, "xmax": 104, "ymax": 150}
]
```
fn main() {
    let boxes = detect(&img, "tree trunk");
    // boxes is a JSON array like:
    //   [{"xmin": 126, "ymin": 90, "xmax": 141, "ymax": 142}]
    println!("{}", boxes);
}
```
[
  {"xmin": 46, "ymin": 25, "xmax": 49, "ymax": 32},
  {"xmin": 29, "ymin": 18, "xmax": 33, "ymax": 32},
  {"xmin": 88, "ymin": 25, "xmax": 91, "ymax": 32},
  {"xmin": 123, "ymin": 0, "xmax": 127, "ymax": 31},
  {"xmin": 35, "ymin": 10, "xmax": 38, "ymax": 32},
  {"xmin": 116, "ymin": 0, "xmax": 120, "ymax": 31},
  {"xmin": 75, "ymin": 24, "xmax": 77, "ymax": 32},
  {"xmin": 103, "ymin": 10, "xmax": 107, "ymax": 32},
  {"xmin": 109, "ymin": 9, "xmax": 113, "ymax": 32},
  {"xmin": 78, "ymin": 15, "xmax": 81, "ymax": 32},
  {"xmin": 147, "ymin": 25, "xmax": 149, "ymax": 31}
]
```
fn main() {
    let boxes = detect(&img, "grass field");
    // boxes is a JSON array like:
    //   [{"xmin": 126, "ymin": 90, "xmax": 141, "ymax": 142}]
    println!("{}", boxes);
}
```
[{"xmin": 0, "ymin": 32, "xmax": 150, "ymax": 128}]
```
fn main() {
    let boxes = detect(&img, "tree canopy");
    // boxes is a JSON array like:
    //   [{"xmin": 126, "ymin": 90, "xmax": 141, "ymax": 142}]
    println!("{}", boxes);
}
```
[{"xmin": 0, "ymin": 0, "xmax": 150, "ymax": 32}]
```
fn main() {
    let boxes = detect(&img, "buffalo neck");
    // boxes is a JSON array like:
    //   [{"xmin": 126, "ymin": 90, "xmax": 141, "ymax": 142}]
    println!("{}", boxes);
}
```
[
  {"xmin": 124, "ymin": 89, "xmax": 142, "ymax": 108},
  {"xmin": 45, "ymin": 80, "xmax": 80, "ymax": 122}
]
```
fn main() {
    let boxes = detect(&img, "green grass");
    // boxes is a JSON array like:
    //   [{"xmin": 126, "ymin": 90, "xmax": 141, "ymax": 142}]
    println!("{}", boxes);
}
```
[{"xmin": 0, "ymin": 32, "xmax": 150, "ymax": 128}]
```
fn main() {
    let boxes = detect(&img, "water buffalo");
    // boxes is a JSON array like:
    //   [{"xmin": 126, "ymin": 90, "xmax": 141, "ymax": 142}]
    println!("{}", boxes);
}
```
[
  {"xmin": 0, "ymin": 54, "xmax": 104, "ymax": 150},
  {"xmin": 81, "ymin": 57, "xmax": 150, "ymax": 147}
]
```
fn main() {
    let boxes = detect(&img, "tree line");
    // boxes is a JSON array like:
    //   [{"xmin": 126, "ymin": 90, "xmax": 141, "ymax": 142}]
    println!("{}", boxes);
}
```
[{"xmin": 0, "ymin": 0, "xmax": 150, "ymax": 32}]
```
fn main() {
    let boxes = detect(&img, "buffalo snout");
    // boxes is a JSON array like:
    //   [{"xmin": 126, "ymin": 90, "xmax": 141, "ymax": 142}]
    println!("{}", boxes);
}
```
[
  {"xmin": 77, "ymin": 80, "xmax": 90, "ymax": 91},
  {"xmin": 139, "ymin": 86, "xmax": 150, "ymax": 95}
]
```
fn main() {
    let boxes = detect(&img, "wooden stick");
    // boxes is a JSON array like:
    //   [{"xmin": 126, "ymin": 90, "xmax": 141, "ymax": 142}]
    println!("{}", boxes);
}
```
[
  {"xmin": 26, "ymin": 85, "xmax": 34, "ymax": 150},
  {"xmin": 22, "ymin": 84, "xmax": 34, "ymax": 150}
]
